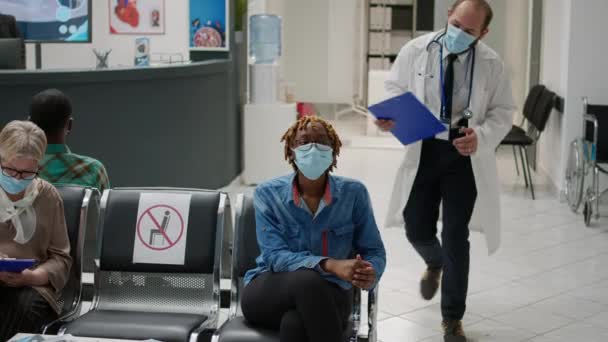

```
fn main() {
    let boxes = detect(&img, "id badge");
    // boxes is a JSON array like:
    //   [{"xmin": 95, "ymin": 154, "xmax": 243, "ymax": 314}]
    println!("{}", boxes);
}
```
[{"xmin": 436, "ymin": 118, "xmax": 450, "ymax": 141}]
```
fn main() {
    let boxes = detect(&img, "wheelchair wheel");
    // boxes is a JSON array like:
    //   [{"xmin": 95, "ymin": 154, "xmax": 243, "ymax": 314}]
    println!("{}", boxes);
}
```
[
  {"xmin": 583, "ymin": 201, "xmax": 592, "ymax": 227},
  {"xmin": 566, "ymin": 139, "xmax": 585, "ymax": 212}
]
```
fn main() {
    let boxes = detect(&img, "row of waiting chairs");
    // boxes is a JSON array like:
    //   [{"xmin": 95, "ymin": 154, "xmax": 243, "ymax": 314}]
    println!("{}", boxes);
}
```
[{"xmin": 45, "ymin": 186, "xmax": 378, "ymax": 342}]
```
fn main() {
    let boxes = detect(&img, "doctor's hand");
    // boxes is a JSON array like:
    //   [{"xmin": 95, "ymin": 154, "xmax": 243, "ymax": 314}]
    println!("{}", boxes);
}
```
[
  {"xmin": 375, "ymin": 119, "xmax": 395, "ymax": 132},
  {"xmin": 453, "ymin": 127, "xmax": 478, "ymax": 156}
]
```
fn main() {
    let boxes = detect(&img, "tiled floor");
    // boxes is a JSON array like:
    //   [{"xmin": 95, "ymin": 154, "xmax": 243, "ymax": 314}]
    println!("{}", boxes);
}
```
[{"xmin": 225, "ymin": 120, "xmax": 608, "ymax": 341}]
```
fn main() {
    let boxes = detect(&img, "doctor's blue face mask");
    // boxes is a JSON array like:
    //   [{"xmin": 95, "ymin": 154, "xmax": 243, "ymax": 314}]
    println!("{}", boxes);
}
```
[{"xmin": 445, "ymin": 23, "xmax": 478, "ymax": 54}]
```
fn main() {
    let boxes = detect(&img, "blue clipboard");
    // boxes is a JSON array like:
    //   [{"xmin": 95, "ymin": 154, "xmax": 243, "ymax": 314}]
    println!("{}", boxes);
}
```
[
  {"xmin": 368, "ymin": 92, "xmax": 447, "ymax": 145},
  {"xmin": 0, "ymin": 259, "xmax": 36, "ymax": 272}
]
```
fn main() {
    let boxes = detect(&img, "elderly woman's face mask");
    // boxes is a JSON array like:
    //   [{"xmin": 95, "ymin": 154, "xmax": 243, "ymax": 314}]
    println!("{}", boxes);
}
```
[
  {"xmin": 0, "ymin": 158, "xmax": 39, "ymax": 195},
  {"xmin": 0, "ymin": 172, "xmax": 33, "ymax": 194}
]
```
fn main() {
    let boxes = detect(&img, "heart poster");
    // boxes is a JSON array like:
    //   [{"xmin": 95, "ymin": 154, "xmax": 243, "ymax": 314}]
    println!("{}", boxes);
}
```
[{"xmin": 110, "ymin": 0, "xmax": 165, "ymax": 35}]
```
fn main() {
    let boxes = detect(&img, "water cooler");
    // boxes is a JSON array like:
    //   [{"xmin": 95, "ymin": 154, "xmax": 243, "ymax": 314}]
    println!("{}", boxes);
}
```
[{"xmin": 242, "ymin": 14, "xmax": 297, "ymax": 185}]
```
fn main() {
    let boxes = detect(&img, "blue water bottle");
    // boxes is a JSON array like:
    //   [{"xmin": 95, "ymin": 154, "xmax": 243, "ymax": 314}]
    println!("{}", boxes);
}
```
[{"xmin": 249, "ymin": 14, "xmax": 281, "ymax": 64}]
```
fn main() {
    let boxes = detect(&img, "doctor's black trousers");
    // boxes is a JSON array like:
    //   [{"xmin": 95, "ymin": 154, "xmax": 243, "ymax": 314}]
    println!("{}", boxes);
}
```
[{"xmin": 403, "ymin": 138, "xmax": 477, "ymax": 321}]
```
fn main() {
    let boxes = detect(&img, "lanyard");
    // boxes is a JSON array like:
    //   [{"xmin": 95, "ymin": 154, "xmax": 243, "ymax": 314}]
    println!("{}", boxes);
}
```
[{"xmin": 439, "ymin": 43, "xmax": 476, "ymax": 120}]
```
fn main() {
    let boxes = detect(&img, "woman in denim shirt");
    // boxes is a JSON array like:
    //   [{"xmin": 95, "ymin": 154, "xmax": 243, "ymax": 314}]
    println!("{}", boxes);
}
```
[{"xmin": 241, "ymin": 117, "xmax": 386, "ymax": 342}]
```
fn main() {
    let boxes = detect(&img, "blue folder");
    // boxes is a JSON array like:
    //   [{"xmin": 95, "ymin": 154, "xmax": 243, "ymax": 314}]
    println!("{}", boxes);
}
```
[
  {"xmin": 0, "ymin": 259, "xmax": 36, "ymax": 272},
  {"xmin": 368, "ymin": 92, "xmax": 447, "ymax": 145}
]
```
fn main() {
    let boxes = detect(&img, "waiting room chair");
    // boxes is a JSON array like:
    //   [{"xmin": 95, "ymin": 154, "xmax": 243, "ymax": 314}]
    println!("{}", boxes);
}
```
[
  {"xmin": 501, "ymin": 86, "xmax": 555, "ymax": 199},
  {"xmin": 504, "ymin": 84, "xmax": 545, "ymax": 180},
  {"xmin": 81, "ymin": 185, "xmax": 102, "ymax": 302},
  {"xmin": 42, "ymin": 185, "xmax": 100, "ymax": 334},
  {"xmin": 60, "ymin": 188, "xmax": 227, "ymax": 342},
  {"xmin": 212, "ymin": 194, "xmax": 379, "ymax": 342},
  {"xmin": 510, "ymin": 85, "xmax": 546, "ymax": 137}
]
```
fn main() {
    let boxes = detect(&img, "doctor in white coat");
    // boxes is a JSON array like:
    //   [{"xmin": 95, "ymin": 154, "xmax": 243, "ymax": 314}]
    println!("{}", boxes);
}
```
[{"xmin": 377, "ymin": 0, "xmax": 515, "ymax": 341}]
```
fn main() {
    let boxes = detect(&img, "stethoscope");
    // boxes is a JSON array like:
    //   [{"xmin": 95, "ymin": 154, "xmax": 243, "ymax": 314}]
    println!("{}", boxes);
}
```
[{"xmin": 423, "ymin": 31, "xmax": 476, "ymax": 121}]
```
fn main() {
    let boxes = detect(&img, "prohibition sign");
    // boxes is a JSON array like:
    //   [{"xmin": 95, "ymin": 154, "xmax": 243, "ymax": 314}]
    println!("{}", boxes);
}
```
[{"xmin": 136, "ymin": 204, "xmax": 185, "ymax": 251}]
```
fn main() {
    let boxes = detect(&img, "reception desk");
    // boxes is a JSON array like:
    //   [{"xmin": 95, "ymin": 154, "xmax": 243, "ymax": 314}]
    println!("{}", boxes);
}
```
[{"xmin": 0, "ymin": 61, "xmax": 241, "ymax": 189}]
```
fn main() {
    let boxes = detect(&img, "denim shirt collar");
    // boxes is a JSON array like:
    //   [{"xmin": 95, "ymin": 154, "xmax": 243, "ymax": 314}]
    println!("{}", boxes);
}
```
[{"xmin": 285, "ymin": 172, "xmax": 338, "ymax": 208}]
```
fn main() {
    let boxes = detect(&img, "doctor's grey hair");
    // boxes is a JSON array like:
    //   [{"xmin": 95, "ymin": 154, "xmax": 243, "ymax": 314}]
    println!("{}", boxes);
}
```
[
  {"xmin": 0, "ymin": 120, "xmax": 47, "ymax": 163},
  {"xmin": 451, "ymin": 0, "xmax": 493, "ymax": 29}
]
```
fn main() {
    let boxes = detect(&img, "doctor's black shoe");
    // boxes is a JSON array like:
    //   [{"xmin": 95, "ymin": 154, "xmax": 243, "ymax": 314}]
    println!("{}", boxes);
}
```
[
  {"xmin": 420, "ymin": 267, "xmax": 442, "ymax": 300},
  {"xmin": 442, "ymin": 320, "xmax": 467, "ymax": 342}
]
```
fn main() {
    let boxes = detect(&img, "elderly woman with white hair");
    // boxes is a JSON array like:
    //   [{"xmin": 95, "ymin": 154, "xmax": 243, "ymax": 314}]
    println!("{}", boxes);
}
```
[{"xmin": 0, "ymin": 121, "xmax": 71, "ymax": 341}]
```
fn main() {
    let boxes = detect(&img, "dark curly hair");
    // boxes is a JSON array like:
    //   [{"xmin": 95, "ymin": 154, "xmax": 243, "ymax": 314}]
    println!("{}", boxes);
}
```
[{"xmin": 281, "ymin": 116, "xmax": 342, "ymax": 172}]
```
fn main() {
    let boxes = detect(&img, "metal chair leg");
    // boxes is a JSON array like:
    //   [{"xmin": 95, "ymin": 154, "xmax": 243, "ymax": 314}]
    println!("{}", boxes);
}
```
[
  {"xmin": 367, "ymin": 286, "xmax": 379, "ymax": 342},
  {"xmin": 523, "ymin": 146, "xmax": 535, "ymax": 200},
  {"xmin": 351, "ymin": 288, "xmax": 361, "ymax": 342},
  {"xmin": 519, "ymin": 146, "xmax": 529, "ymax": 188},
  {"xmin": 595, "ymin": 166, "xmax": 600, "ymax": 220},
  {"xmin": 512, "ymin": 146, "xmax": 520, "ymax": 176}
]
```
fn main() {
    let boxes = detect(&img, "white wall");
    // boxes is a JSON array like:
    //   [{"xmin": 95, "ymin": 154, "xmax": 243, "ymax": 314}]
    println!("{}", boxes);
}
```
[
  {"xmin": 27, "ymin": 0, "xmax": 190, "ymax": 69},
  {"xmin": 327, "ymin": 0, "xmax": 360, "ymax": 104},
  {"xmin": 280, "ymin": 0, "xmax": 330, "ymax": 103},
  {"xmin": 499, "ymin": 0, "xmax": 530, "ymax": 112},
  {"xmin": 538, "ymin": 0, "xmax": 608, "ymax": 191},
  {"xmin": 434, "ymin": 0, "xmax": 450, "ymax": 30},
  {"xmin": 279, "ymin": 0, "xmax": 359, "ymax": 104},
  {"xmin": 538, "ymin": 0, "xmax": 571, "ymax": 188},
  {"xmin": 481, "ymin": 0, "xmax": 530, "ymax": 116}
]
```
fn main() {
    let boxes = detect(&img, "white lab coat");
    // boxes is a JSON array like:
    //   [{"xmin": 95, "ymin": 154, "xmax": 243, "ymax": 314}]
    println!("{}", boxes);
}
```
[{"xmin": 385, "ymin": 32, "xmax": 516, "ymax": 254}]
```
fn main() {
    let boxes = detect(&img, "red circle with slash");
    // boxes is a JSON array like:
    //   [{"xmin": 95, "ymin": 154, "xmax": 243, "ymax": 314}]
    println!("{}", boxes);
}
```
[{"xmin": 136, "ymin": 204, "xmax": 185, "ymax": 251}]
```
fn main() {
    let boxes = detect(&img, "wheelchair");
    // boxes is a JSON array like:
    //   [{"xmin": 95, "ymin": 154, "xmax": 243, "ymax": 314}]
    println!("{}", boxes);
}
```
[{"xmin": 565, "ymin": 97, "xmax": 608, "ymax": 226}]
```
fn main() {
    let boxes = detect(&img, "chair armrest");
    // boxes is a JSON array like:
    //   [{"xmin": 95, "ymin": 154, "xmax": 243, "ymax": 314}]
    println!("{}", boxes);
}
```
[
  {"xmin": 189, "ymin": 315, "xmax": 218, "ymax": 342},
  {"xmin": 584, "ymin": 114, "xmax": 599, "ymax": 146},
  {"xmin": 209, "ymin": 317, "xmax": 232, "ymax": 342},
  {"xmin": 41, "ymin": 304, "xmax": 82, "ymax": 335}
]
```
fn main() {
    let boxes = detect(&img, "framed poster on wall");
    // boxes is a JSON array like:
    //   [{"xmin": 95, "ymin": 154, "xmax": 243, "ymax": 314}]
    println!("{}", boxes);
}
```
[
  {"xmin": 189, "ymin": 0, "xmax": 229, "ymax": 51},
  {"xmin": 109, "ymin": 0, "xmax": 165, "ymax": 35},
  {"xmin": 0, "ymin": 0, "xmax": 93, "ymax": 42}
]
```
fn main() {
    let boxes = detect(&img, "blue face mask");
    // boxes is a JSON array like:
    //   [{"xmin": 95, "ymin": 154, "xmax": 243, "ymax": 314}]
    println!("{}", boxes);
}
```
[
  {"xmin": 293, "ymin": 143, "xmax": 334, "ymax": 181},
  {"xmin": 0, "ymin": 172, "xmax": 33, "ymax": 195},
  {"xmin": 445, "ymin": 23, "xmax": 478, "ymax": 54}
]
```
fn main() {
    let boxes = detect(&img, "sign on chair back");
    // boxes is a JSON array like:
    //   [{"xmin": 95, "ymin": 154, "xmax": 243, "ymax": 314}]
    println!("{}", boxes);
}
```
[{"xmin": 60, "ymin": 188, "xmax": 226, "ymax": 342}]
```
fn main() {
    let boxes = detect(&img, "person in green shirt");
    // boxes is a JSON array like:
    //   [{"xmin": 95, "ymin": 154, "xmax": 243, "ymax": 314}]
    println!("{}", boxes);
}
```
[{"xmin": 29, "ymin": 89, "xmax": 110, "ymax": 193}]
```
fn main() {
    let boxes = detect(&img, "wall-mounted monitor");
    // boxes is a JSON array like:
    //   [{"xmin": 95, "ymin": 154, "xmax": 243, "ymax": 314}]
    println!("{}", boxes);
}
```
[{"xmin": 0, "ymin": 0, "xmax": 92, "ymax": 43}]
